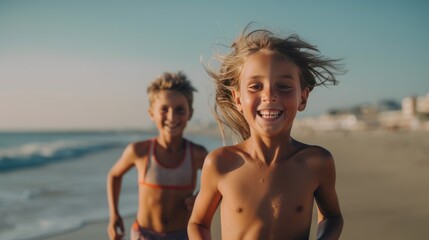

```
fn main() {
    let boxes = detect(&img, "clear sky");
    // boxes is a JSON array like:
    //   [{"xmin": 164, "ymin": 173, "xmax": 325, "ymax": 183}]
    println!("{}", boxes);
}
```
[{"xmin": 1, "ymin": 0, "xmax": 428, "ymax": 130}]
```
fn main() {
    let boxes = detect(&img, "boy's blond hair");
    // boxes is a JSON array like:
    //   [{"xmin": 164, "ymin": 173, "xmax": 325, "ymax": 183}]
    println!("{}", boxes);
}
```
[
  {"xmin": 147, "ymin": 71, "xmax": 197, "ymax": 109},
  {"xmin": 206, "ymin": 25, "xmax": 344, "ymax": 141}
]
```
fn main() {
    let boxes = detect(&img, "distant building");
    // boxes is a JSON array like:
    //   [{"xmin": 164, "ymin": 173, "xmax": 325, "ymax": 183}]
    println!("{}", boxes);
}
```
[
  {"xmin": 378, "ymin": 99, "xmax": 401, "ymax": 112},
  {"xmin": 295, "ymin": 92, "xmax": 429, "ymax": 132},
  {"xmin": 417, "ymin": 93, "xmax": 429, "ymax": 114},
  {"xmin": 402, "ymin": 96, "xmax": 417, "ymax": 117}
]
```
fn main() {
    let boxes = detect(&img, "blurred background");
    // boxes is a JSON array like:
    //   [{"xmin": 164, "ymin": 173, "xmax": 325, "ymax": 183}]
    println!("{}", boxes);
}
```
[
  {"xmin": 1, "ymin": 0, "xmax": 428, "ymax": 131},
  {"xmin": 1, "ymin": 1, "xmax": 428, "ymax": 240}
]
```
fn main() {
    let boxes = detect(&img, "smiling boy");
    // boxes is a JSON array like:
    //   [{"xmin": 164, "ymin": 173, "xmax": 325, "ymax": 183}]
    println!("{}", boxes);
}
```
[
  {"xmin": 188, "ymin": 28, "xmax": 343, "ymax": 240},
  {"xmin": 107, "ymin": 72, "xmax": 208, "ymax": 240}
]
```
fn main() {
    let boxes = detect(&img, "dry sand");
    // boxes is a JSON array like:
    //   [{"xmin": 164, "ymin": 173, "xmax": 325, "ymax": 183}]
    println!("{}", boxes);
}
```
[{"xmin": 46, "ymin": 130, "xmax": 429, "ymax": 240}]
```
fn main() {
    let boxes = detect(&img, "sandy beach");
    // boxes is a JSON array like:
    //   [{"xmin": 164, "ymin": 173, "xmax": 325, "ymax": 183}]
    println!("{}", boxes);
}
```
[{"xmin": 45, "ymin": 130, "xmax": 429, "ymax": 240}]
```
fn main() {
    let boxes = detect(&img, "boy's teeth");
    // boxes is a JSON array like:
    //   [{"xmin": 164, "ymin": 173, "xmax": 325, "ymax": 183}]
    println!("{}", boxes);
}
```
[
  {"xmin": 258, "ymin": 110, "xmax": 282, "ymax": 119},
  {"xmin": 166, "ymin": 123, "xmax": 179, "ymax": 128}
]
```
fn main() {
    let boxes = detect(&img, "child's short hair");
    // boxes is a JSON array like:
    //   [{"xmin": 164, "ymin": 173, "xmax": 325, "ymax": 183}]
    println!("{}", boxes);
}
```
[
  {"xmin": 147, "ymin": 71, "xmax": 197, "ymax": 109},
  {"xmin": 206, "ymin": 25, "xmax": 344, "ymax": 141}
]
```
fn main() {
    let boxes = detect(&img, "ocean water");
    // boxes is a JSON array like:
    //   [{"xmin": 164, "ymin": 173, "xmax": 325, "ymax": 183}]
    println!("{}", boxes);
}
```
[{"xmin": 0, "ymin": 131, "xmax": 222, "ymax": 240}]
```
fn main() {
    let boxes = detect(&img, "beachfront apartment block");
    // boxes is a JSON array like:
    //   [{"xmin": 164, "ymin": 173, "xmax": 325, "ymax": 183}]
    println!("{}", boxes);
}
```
[{"xmin": 294, "ymin": 92, "xmax": 429, "ymax": 132}]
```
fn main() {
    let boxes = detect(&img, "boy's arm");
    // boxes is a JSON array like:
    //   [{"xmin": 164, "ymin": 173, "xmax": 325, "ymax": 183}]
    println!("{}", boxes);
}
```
[
  {"xmin": 106, "ymin": 143, "xmax": 138, "ymax": 240},
  {"xmin": 314, "ymin": 150, "xmax": 343, "ymax": 240},
  {"xmin": 188, "ymin": 152, "xmax": 222, "ymax": 240},
  {"xmin": 193, "ymin": 144, "xmax": 209, "ymax": 170},
  {"xmin": 186, "ymin": 145, "xmax": 209, "ymax": 210}
]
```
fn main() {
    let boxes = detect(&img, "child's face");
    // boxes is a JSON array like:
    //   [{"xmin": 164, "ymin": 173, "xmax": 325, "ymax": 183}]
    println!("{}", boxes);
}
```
[
  {"xmin": 233, "ymin": 53, "xmax": 309, "ymax": 137},
  {"xmin": 149, "ymin": 90, "xmax": 193, "ymax": 138}
]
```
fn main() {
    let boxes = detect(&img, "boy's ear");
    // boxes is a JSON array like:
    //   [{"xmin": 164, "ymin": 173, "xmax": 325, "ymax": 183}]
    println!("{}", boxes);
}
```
[
  {"xmin": 298, "ymin": 87, "xmax": 310, "ymax": 112},
  {"xmin": 148, "ymin": 108, "xmax": 154, "ymax": 121},
  {"xmin": 188, "ymin": 108, "xmax": 194, "ymax": 121},
  {"xmin": 232, "ymin": 90, "xmax": 243, "ymax": 112}
]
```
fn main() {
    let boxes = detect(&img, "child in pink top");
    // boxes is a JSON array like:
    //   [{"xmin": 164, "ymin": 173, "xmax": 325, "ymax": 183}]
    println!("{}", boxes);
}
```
[{"xmin": 107, "ymin": 72, "xmax": 208, "ymax": 240}]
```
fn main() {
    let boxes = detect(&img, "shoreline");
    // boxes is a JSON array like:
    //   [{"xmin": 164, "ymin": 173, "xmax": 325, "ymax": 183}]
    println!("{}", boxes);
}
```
[
  {"xmin": 44, "ymin": 211, "xmax": 223, "ymax": 240},
  {"xmin": 40, "ymin": 130, "xmax": 429, "ymax": 240},
  {"xmin": 43, "ymin": 217, "xmax": 135, "ymax": 240}
]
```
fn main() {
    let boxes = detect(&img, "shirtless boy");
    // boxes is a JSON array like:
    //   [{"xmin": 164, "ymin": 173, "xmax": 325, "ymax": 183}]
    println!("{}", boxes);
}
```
[{"xmin": 188, "ymin": 27, "xmax": 344, "ymax": 240}]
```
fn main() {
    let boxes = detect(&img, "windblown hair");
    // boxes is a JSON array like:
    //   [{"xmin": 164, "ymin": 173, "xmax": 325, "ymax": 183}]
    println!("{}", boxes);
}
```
[
  {"xmin": 147, "ymin": 71, "xmax": 197, "ymax": 109},
  {"xmin": 206, "ymin": 26, "xmax": 344, "ymax": 141}
]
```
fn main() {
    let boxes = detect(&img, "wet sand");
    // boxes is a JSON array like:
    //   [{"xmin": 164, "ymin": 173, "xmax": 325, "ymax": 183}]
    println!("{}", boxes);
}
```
[{"xmin": 46, "ymin": 130, "xmax": 429, "ymax": 240}]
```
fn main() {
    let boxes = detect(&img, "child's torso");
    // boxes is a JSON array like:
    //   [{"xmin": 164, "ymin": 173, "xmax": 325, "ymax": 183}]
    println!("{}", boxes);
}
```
[
  {"xmin": 139, "ymin": 138, "xmax": 195, "ymax": 189},
  {"xmin": 134, "ymin": 138, "xmax": 196, "ymax": 232},
  {"xmin": 218, "ymin": 144, "xmax": 319, "ymax": 240}
]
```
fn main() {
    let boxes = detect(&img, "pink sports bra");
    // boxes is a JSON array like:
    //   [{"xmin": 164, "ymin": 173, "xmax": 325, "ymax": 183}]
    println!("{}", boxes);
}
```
[{"xmin": 139, "ymin": 138, "xmax": 195, "ymax": 190}]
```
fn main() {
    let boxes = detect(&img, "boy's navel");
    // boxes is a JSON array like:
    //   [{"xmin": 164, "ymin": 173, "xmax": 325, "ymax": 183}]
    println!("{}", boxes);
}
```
[
  {"xmin": 236, "ymin": 207, "xmax": 243, "ymax": 213},
  {"xmin": 272, "ymin": 203, "xmax": 280, "ymax": 219},
  {"xmin": 295, "ymin": 205, "xmax": 304, "ymax": 212},
  {"xmin": 162, "ymin": 217, "xmax": 169, "ymax": 226}
]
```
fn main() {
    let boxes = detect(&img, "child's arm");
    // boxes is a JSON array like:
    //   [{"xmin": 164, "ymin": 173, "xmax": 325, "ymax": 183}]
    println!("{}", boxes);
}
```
[
  {"xmin": 188, "ymin": 151, "xmax": 222, "ymax": 240},
  {"xmin": 186, "ymin": 145, "xmax": 209, "ymax": 210},
  {"xmin": 314, "ymin": 149, "xmax": 343, "ymax": 240},
  {"xmin": 106, "ymin": 143, "xmax": 137, "ymax": 240}
]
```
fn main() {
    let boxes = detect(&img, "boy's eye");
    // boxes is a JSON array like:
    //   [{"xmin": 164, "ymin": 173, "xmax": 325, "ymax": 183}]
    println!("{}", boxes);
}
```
[
  {"xmin": 176, "ymin": 108, "xmax": 186, "ymax": 114},
  {"xmin": 277, "ymin": 84, "xmax": 292, "ymax": 91},
  {"xmin": 248, "ymin": 84, "xmax": 262, "ymax": 91}
]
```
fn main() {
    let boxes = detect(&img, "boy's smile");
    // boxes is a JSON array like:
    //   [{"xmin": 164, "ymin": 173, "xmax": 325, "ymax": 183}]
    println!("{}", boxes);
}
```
[
  {"xmin": 189, "ymin": 28, "xmax": 343, "ymax": 240},
  {"xmin": 234, "ymin": 52, "xmax": 309, "ymax": 137},
  {"xmin": 149, "ymin": 90, "xmax": 192, "ymax": 138},
  {"xmin": 257, "ymin": 109, "xmax": 283, "ymax": 120}
]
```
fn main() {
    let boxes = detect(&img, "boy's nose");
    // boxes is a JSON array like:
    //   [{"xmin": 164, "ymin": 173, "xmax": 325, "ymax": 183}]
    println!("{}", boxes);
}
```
[
  {"xmin": 167, "ymin": 109, "xmax": 176, "ymax": 120},
  {"xmin": 262, "ymin": 87, "xmax": 277, "ymax": 102}
]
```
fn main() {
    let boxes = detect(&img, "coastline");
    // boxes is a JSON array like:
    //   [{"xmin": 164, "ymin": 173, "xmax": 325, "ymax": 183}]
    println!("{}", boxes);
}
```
[
  {"xmin": 44, "ymin": 211, "xmax": 223, "ymax": 240},
  {"xmin": 43, "ymin": 130, "xmax": 429, "ymax": 240},
  {"xmin": 43, "ymin": 217, "xmax": 135, "ymax": 240}
]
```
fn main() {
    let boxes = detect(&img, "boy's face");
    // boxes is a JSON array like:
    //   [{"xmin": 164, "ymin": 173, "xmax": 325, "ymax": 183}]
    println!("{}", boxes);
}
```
[
  {"xmin": 149, "ymin": 90, "xmax": 193, "ymax": 138},
  {"xmin": 233, "ymin": 53, "xmax": 309, "ymax": 137}
]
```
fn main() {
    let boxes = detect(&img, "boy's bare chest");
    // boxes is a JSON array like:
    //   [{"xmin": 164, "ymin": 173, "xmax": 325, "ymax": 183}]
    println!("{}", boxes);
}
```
[
  {"xmin": 219, "ymin": 161, "xmax": 317, "ymax": 215},
  {"xmin": 223, "ymin": 159, "xmax": 315, "ymax": 188}
]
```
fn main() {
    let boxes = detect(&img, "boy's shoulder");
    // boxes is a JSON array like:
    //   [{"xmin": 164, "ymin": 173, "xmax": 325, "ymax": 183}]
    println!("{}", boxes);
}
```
[
  {"xmin": 125, "ymin": 139, "xmax": 153, "ymax": 158},
  {"xmin": 187, "ymin": 139, "xmax": 208, "ymax": 154},
  {"xmin": 294, "ymin": 142, "xmax": 335, "ymax": 167},
  {"xmin": 203, "ymin": 145, "xmax": 244, "ymax": 171},
  {"xmin": 186, "ymin": 140, "xmax": 209, "ymax": 168},
  {"xmin": 301, "ymin": 144, "xmax": 333, "ymax": 159},
  {"xmin": 208, "ymin": 144, "xmax": 241, "ymax": 158},
  {"xmin": 297, "ymin": 144, "xmax": 337, "ymax": 180}
]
